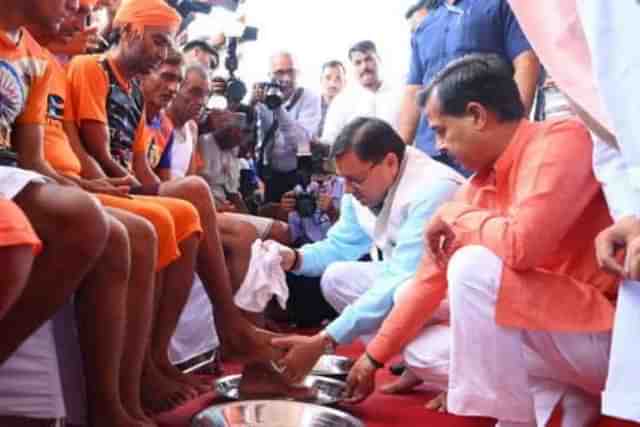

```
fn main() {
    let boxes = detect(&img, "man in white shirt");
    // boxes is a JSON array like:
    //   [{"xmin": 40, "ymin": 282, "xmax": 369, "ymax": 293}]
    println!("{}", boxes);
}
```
[
  {"xmin": 321, "ymin": 40, "xmax": 403, "ymax": 145},
  {"xmin": 253, "ymin": 51, "xmax": 322, "ymax": 203},
  {"xmin": 318, "ymin": 60, "xmax": 346, "ymax": 138}
]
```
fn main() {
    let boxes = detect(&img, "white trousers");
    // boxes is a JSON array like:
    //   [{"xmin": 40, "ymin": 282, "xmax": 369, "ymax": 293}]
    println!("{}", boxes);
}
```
[
  {"xmin": 320, "ymin": 261, "xmax": 383, "ymax": 314},
  {"xmin": 447, "ymin": 246, "xmax": 610, "ymax": 427},
  {"xmin": 602, "ymin": 280, "xmax": 640, "ymax": 422},
  {"xmin": 320, "ymin": 261, "xmax": 382, "ymax": 344},
  {"xmin": 399, "ymin": 283, "xmax": 451, "ymax": 392},
  {"xmin": 322, "ymin": 261, "xmax": 451, "ymax": 391}
]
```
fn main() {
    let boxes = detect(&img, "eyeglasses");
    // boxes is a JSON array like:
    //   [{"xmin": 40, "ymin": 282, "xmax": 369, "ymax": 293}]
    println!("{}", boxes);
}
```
[{"xmin": 342, "ymin": 161, "xmax": 381, "ymax": 190}]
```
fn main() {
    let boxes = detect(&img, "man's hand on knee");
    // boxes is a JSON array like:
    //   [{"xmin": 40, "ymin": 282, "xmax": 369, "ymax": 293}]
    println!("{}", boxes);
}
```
[{"xmin": 595, "ymin": 215, "xmax": 640, "ymax": 277}]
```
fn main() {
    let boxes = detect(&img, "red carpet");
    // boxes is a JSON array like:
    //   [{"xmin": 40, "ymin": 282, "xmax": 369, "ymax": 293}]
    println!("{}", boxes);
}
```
[{"xmin": 155, "ymin": 341, "xmax": 637, "ymax": 427}]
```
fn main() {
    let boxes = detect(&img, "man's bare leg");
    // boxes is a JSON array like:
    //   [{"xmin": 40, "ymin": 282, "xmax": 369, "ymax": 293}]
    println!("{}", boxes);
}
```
[
  {"xmin": 107, "ymin": 209, "xmax": 158, "ymax": 425},
  {"xmin": 218, "ymin": 215, "xmax": 258, "ymax": 292},
  {"xmin": 158, "ymin": 177, "xmax": 282, "ymax": 363},
  {"xmin": 141, "ymin": 268, "xmax": 193, "ymax": 414},
  {"xmin": 0, "ymin": 183, "xmax": 109, "ymax": 364},
  {"xmin": 149, "ymin": 234, "xmax": 211, "ymax": 394},
  {"xmin": 75, "ymin": 213, "xmax": 149, "ymax": 427},
  {"xmin": 0, "ymin": 245, "xmax": 34, "ymax": 320}
]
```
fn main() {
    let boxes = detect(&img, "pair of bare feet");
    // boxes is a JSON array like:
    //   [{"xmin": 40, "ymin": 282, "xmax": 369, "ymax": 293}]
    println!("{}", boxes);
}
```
[
  {"xmin": 88, "ymin": 357, "xmax": 210, "ymax": 427},
  {"xmin": 380, "ymin": 369, "xmax": 447, "ymax": 413},
  {"xmin": 141, "ymin": 357, "xmax": 212, "ymax": 416}
]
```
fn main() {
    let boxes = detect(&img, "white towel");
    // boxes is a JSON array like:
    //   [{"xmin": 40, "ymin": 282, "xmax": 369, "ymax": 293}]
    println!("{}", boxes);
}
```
[{"xmin": 234, "ymin": 239, "xmax": 289, "ymax": 313}]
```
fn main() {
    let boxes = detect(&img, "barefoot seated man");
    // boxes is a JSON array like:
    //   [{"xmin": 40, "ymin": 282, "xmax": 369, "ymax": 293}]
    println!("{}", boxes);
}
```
[
  {"xmin": 26, "ymin": 0, "xmax": 216, "ymax": 416},
  {"xmin": 347, "ymin": 54, "xmax": 619, "ymax": 427},
  {"xmin": 270, "ymin": 117, "xmax": 462, "ymax": 394},
  {"xmin": 0, "ymin": 2, "xmax": 164, "ymax": 426},
  {"xmin": 66, "ymin": 0, "xmax": 281, "ymax": 388},
  {"xmin": 141, "ymin": 58, "xmax": 287, "ymax": 291}
]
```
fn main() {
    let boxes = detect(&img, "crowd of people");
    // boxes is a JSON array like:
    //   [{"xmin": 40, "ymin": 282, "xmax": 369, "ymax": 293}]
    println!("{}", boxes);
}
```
[{"xmin": 0, "ymin": 0, "xmax": 638, "ymax": 427}]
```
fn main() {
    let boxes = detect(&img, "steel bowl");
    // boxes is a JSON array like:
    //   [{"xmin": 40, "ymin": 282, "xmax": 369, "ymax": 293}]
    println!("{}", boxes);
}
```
[
  {"xmin": 214, "ymin": 374, "xmax": 347, "ymax": 406},
  {"xmin": 310, "ymin": 355, "xmax": 354, "ymax": 379},
  {"xmin": 192, "ymin": 400, "xmax": 364, "ymax": 427}
]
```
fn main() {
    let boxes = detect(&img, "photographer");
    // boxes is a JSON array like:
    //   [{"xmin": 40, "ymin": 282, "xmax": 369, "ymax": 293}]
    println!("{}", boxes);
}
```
[
  {"xmin": 280, "ymin": 171, "xmax": 344, "ymax": 246},
  {"xmin": 253, "ymin": 51, "xmax": 322, "ymax": 203}
]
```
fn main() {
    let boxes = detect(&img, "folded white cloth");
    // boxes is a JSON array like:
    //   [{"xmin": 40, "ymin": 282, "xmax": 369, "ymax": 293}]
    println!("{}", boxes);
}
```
[{"xmin": 234, "ymin": 239, "xmax": 289, "ymax": 313}]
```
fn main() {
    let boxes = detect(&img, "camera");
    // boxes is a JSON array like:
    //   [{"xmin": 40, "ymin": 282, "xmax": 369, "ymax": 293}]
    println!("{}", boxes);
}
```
[
  {"xmin": 256, "ymin": 81, "xmax": 285, "ymax": 110},
  {"xmin": 223, "ymin": 37, "xmax": 248, "ymax": 104},
  {"xmin": 294, "ymin": 187, "xmax": 318, "ymax": 218}
]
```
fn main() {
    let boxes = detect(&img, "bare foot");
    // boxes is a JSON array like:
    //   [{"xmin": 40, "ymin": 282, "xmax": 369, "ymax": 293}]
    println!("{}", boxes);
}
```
[
  {"xmin": 380, "ymin": 369, "xmax": 423, "ymax": 394},
  {"xmin": 425, "ymin": 392, "xmax": 447, "ymax": 412},
  {"xmin": 239, "ymin": 363, "xmax": 317, "ymax": 401},
  {"xmin": 141, "ymin": 364, "xmax": 198, "ymax": 414},
  {"xmin": 156, "ymin": 357, "xmax": 213, "ymax": 394}
]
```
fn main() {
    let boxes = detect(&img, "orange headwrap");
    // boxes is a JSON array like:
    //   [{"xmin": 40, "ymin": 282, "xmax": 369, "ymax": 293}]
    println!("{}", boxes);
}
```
[
  {"xmin": 113, "ymin": 0, "xmax": 182, "ymax": 34},
  {"xmin": 79, "ymin": 0, "xmax": 99, "ymax": 7}
]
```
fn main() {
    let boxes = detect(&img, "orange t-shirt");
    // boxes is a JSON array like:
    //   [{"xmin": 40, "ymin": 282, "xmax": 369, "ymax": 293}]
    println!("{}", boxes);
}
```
[
  {"xmin": 66, "ymin": 53, "xmax": 117, "ymax": 126},
  {"xmin": 0, "ymin": 28, "xmax": 52, "ymax": 155},
  {"xmin": 66, "ymin": 54, "xmax": 159, "ymax": 170},
  {"xmin": 42, "ymin": 50, "xmax": 83, "ymax": 177}
]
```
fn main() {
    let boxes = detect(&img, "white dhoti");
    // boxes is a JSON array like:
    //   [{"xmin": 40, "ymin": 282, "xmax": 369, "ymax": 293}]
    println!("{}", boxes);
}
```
[
  {"xmin": 0, "ymin": 300, "xmax": 86, "ymax": 423},
  {"xmin": 320, "ymin": 261, "xmax": 383, "ymax": 313},
  {"xmin": 320, "ymin": 261, "xmax": 382, "ymax": 343},
  {"xmin": 446, "ymin": 246, "xmax": 610, "ymax": 427},
  {"xmin": 602, "ymin": 280, "xmax": 640, "ymax": 422},
  {"xmin": 322, "ymin": 262, "xmax": 451, "ymax": 389},
  {"xmin": 169, "ymin": 275, "xmax": 218, "ymax": 366}
]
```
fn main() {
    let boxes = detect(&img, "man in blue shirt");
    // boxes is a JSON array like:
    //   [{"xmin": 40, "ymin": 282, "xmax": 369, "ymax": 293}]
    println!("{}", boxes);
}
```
[
  {"xmin": 269, "ymin": 117, "xmax": 462, "ymax": 385},
  {"xmin": 397, "ymin": 0, "xmax": 539, "ymax": 174}
]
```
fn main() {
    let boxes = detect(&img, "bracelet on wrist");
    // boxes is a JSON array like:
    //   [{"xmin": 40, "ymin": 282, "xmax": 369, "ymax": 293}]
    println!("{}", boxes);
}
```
[{"xmin": 365, "ymin": 351, "xmax": 384, "ymax": 370}]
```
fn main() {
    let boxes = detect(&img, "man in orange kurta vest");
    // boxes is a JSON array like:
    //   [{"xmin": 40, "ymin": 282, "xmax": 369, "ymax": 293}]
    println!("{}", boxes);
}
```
[{"xmin": 344, "ymin": 54, "xmax": 618, "ymax": 427}]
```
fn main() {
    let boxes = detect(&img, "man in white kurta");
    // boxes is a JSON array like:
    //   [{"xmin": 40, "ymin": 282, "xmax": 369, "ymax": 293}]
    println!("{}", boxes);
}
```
[{"xmin": 321, "ymin": 40, "xmax": 403, "ymax": 145}]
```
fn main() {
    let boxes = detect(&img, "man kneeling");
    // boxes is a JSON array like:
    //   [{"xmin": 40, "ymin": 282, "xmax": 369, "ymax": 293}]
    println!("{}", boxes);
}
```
[{"xmin": 351, "ymin": 54, "xmax": 617, "ymax": 426}]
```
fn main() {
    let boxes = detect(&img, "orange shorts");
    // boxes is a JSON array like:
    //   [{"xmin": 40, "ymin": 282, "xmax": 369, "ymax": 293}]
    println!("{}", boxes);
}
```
[
  {"xmin": 0, "ymin": 199, "xmax": 42, "ymax": 255},
  {"xmin": 97, "ymin": 194, "xmax": 202, "ymax": 269}
]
